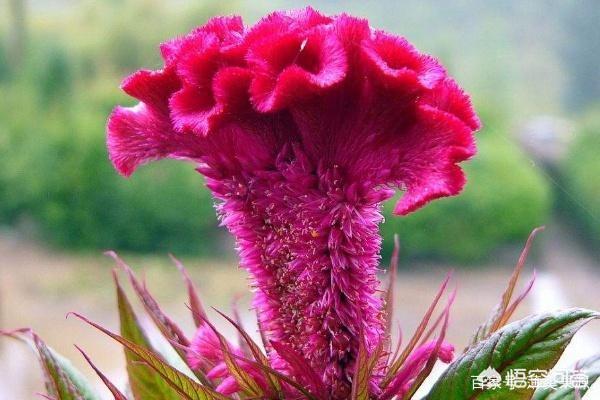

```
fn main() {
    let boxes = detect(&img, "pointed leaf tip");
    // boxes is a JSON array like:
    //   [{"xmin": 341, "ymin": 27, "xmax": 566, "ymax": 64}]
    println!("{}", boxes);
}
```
[
  {"xmin": 384, "ymin": 234, "xmax": 400, "ymax": 337},
  {"xmin": 429, "ymin": 308, "xmax": 599, "ymax": 400},
  {"xmin": 25, "ymin": 330, "xmax": 100, "ymax": 400},
  {"xmin": 75, "ymin": 345, "xmax": 128, "ymax": 400},
  {"xmin": 212, "ymin": 308, "xmax": 283, "ymax": 397},
  {"xmin": 115, "ymin": 254, "xmax": 191, "ymax": 353},
  {"xmin": 401, "ymin": 294, "xmax": 454, "ymax": 400},
  {"xmin": 202, "ymin": 312, "xmax": 264, "ymax": 398},
  {"xmin": 170, "ymin": 254, "xmax": 208, "ymax": 327},
  {"xmin": 70, "ymin": 312, "xmax": 229, "ymax": 400},
  {"xmin": 114, "ymin": 269, "xmax": 182, "ymax": 400},
  {"xmin": 383, "ymin": 272, "xmax": 452, "ymax": 387},
  {"xmin": 468, "ymin": 228, "xmax": 544, "ymax": 348}
]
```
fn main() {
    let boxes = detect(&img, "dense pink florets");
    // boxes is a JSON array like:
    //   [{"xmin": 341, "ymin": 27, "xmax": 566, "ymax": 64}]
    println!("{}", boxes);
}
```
[
  {"xmin": 107, "ymin": 7, "xmax": 479, "ymax": 399},
  {"xmin": 107, "ymin": 9, "xmax": 479, "ymax": 212}
]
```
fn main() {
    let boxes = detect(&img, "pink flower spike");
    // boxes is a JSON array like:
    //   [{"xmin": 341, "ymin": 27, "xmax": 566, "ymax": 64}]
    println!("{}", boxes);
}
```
[
  {"xmin": 187, "ymin": 324, "xmax": 224, "ymax": 371},
  {"xmin": 106, "ymin": 8, "xmax": 480, "ymax": 398}
]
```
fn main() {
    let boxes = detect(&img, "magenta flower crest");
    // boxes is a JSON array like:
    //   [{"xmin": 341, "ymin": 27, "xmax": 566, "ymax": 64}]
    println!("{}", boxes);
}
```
[{"xmin": 107, "ymin": 7, "xmax": 480, "ymax": 398}]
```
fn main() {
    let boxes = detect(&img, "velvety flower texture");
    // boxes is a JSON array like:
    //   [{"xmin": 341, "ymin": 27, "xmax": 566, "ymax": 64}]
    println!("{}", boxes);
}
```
[{"xmin": 107, "ymin": 8, "xmax": 479, "ymax": 399}]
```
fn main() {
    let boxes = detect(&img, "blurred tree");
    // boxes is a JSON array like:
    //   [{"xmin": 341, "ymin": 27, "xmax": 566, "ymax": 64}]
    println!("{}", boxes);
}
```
[
  {"xmin": 0, "ymin": 42, "xmax": 9, "ymax": 82},
  {"xmin": 559, "ymin": 0, "xmax": 600, "ymax": 111},
  {"xmin": 560, "ymin": 110, "xmax": 600, "ymax": 251},
  {"xmin": 0, "ymin": 0, "xmax": 579, "ymax": 261},
  {"xmin": 36, "ymin": 43, "xmax": 73, "ymax": 107},
  {"xmin": 381, "ymin": 130, "xmax": 551, "ymax": 263},
  {"xmin": 8, "ymin": 0, "xmax": 27, "ymax": 72}
]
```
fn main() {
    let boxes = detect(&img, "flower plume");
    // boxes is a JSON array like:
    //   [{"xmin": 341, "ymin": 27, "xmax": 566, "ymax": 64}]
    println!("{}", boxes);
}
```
[{"xmin": 106, "ymin": 7, "xmax": 480, "ymax": 398}]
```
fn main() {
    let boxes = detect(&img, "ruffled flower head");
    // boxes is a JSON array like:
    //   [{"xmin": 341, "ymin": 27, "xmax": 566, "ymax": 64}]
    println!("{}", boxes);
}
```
[{"xmin": 107, "ymin": 7, "xmax": 479, "ymax": 398}]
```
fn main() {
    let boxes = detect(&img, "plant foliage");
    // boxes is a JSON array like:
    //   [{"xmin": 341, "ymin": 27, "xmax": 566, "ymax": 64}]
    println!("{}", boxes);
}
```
[{"xmin": 3, "ymin": 230, "xmax": 598, "ymax": 399}]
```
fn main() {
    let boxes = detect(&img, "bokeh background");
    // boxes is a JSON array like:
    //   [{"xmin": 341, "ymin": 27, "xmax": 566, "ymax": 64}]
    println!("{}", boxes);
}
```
[{"xmin": 0, "ymin": 0, "xmax": 598, "ymax": 398}]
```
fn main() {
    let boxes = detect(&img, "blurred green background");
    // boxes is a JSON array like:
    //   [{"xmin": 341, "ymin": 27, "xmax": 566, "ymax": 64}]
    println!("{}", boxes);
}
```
[{"xmin": 0, "ymin": 0, "xmax": 598, "ymax": 263}]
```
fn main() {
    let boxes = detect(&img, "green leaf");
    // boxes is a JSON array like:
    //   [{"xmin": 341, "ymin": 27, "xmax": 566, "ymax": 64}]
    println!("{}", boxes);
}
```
[
  {"xmin": 72, "ymin": 312, "xmax": 231, "ymax": 400},
  {"xmin": 35, "ymin": 335, "xmax": 100, "ymax": 400},
  {"xmin": 107, "ymin": 252, "xmax": 212, "ymax": 386},
  {"xmin": 426, "ymin": 308, "xmax": 599, "ymax": 400},
  {"xmin": 114, "ymin": 271, "xmax": 181, "ymax": 400},
  {"xmin": 1, "ymin": 330, "xmax": 101, "ymax": 400},
  {"xmin": 108, "ymin": 253, "xmax": 191, "ymax": 351},
  {"xmin": 532, "ymin": 354, "xmax": 600, "ymax": 400}
]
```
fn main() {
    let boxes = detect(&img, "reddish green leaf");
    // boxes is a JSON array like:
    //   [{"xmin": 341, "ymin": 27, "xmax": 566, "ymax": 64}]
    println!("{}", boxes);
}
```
[
  {"xmin": 2, "ymin": 329, "xmax": 99, "ymax": 400},
  {"xmin": 75, "ymin": 346, "xmax": 127, "ymax": 400},
  {"xmin": 214, "ymin": 309, "xmax": 284, "ymax": 398},
  {"xmin": 106, "ymin": 252, "xmax": 211, "ymax": 385},
  {"xmin": 71, "ymin": 312, "xmax": 230, "ymax": 400},
  {"xmin": 382, "ymin": 273, "xmax": 451, "ymax": 387},
  {"xmin": 225, "ymin": 350, "xmax": 319, "ymax": 400},
  {"xmin": 202, "ymin": 317, "xmax": 264, "ymax": 398},
  {"xmin": 170, "ymin": 254, "xmax": 207, "ymax": 327},
  {"xmin": 106, "ymin": 252, "xmax": 190, "ymax": 350},
  {"xmin": 402, "ymin": 290, "xmax": 454, "ymax": 400},
  {"xmin": 468, "ymin": 227, "xmax": 543, "ymax": 348},
  {"xmin": 114, "ymin": 270, "xmax": 181, "ymax": 400}
]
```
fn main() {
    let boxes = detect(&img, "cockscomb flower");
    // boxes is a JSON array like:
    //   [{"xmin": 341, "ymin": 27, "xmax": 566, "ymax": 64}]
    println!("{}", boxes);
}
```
[{"xmin": 106, "ymin": 7, "xmax": 480, "ymax": 398}]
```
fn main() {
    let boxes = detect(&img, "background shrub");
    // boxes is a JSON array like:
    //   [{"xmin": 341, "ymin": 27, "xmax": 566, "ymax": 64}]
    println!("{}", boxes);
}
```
[
  {"xmin": 2, "ymin": 0, "xmax": 592, "ymax": 264},
  {"xmin": 0, "ymin": 85, "xmax": 220, "ymax": 255},
  {"xmin": 560, "ymin": 111, "xmax": 600, "ymax": 248},
  {"xmin": 381, "ymin": 115, "xmax": 552, "ymax": 263},
  {"xmin": 0, "ymin": 71, "xmax": 553, "ymax": 261}
]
